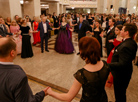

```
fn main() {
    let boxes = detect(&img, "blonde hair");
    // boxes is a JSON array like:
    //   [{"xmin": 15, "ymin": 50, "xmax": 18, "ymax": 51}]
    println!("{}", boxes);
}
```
[
  {"xmin": 11, "ymin": 20, "xmax": 18, "ymax": 26},
  {"xmin": 67, "ymin": 14, "xmax": 71, "ymax": 19}
]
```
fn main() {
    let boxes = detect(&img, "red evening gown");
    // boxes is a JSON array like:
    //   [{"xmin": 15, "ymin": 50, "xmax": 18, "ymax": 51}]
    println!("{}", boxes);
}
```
[
  {"xmin": 33, "ymin": 21, "xmax": 41, "ymax": 45},
  {"xmin": 106, "ymin": 38, "xmax": 122, "ymax": 87}
]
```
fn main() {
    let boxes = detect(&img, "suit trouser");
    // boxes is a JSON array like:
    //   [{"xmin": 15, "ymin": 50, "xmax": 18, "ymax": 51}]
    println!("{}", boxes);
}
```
[
  {"xmin": 113, "ymin": 75, "xmax": 131, "ymax": 102},
  {"xmin": 40, "ymin": 34, "xmax": 48, "ymax": 51}
]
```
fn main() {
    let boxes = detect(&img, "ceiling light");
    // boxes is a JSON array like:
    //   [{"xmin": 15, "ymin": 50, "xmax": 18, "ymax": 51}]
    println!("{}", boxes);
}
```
[
  {"xmin": 71, "ymin": 7, "xmax": 75, "ymax": 9},
  {"xmin": 20, "ymin": 0, "xmax": 24, "ymax": 4},
  {"xmin": 133, "ymin": 6, "xmax": 136, "ymax": 9}
]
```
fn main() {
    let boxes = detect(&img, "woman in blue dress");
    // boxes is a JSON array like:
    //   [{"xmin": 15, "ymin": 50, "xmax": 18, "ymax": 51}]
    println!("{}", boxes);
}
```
[{"xmin": 55, "ymin": 17, "xmax": 74, "ymax": 54}]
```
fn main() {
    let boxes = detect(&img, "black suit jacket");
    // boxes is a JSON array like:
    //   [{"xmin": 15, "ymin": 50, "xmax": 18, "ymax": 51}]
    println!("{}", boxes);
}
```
[
  {"xmin": 37, "ymin": 22, "xmax": 52, "ymax": 38},
  {"xmin": 105, "ymin": 27, "xmax": 116, "ymax": 56},
  {"xmin": 0, "ymin": 24, "xmax": 12, "ymax": 37},
  {"xmin": 77, "ymin": 21, "xmax": 89, "ymax": 41},
  {"xmin": 109, "ymin": 38, "xmax": 137, "ymax": 79},
  {"xmin": 52, "ymin": 16, "xmax": 58, "ymax": 27},
  {"xmin": 0, "ymin": 64, "xmax": 45, "ymax": 102}
]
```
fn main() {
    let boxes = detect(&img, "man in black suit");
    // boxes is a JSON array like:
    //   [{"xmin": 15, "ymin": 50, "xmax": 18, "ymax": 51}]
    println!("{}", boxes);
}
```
[
  {"xmin": 105, "ymin": 18, "xmax": 116, "ymax": 57},
  {"xmin": 52, "ymin": 12, "xmax": 58, "ymax": 35},
  {"xmin": 0, "ymin": 17, "xmax": 12, "ymax": 37},
  {"xmin": 0, "ymin": 37, "xmax": 48, "ymax": 102},
  {"xmin": 77, "ymin": 16, "xmax": 89, "ymax": 55},
  {"xmin": 109, "ymin": 23, "xmax": 137, "ymax": 102},
  {"xmin": 74, "ymin": 13, "xmax": 80, "ymax": 33},
  {"xmin": 37, "ymin": 16, "xmax": 55, "ymax": 53}
]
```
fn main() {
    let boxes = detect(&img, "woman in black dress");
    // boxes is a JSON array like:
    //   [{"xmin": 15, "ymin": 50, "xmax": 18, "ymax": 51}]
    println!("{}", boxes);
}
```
[
  {"xmin": 88, "ymin": 20, "xmax": 104, "ymax": 57},
  {"xmin": 87, "ymin": 14, "xmax": 93, "ymax": 32},
  {"xmin": 20, "ymin": 19, "xmax": 33, "ymax": 58},
  {"xmin": 46, "ymin": 37, "xmax": 109, "ymax": 102}
]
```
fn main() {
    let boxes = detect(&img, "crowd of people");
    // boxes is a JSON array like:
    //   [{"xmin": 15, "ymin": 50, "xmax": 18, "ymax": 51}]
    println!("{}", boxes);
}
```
[{"xmin": 0, "ymin": 12, "xmax": 138, "ymax": 102}]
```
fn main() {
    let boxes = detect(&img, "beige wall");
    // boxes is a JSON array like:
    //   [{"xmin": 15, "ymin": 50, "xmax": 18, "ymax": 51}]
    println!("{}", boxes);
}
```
[
  {"xmin": 49, "ymin": 2, "xmax": 60, "ymax": 16},
  {"xmin": 127, "ymin": 0, "xmax": 137, "ymax": 14},
  {"xmin": 23, "ymin": 0, "xmax": 40, "ymax": 19},
  {"xmin": 97, "ymin": 0, "xmax": 105, "ymax": 13},
  {"xmin": 60, "ymin": 4, "xmax": 63, "ymax": 14},
  {"xmin": 0, "ymin": 0, "xmax": 22, "ymax": 19},
  {"xmin": 63, "ymin": 5, "xmax": 66, "ymax": 13}
]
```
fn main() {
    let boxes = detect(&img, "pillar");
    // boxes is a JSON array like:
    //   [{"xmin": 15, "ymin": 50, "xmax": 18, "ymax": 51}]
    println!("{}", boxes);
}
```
[
  {"xmin": 113, "ymin": 0, "xmax": 120, "ymax": 14},
  {"xmin": 127, "ymin": 0, "xmax": 137, "ymax": 14},
  {"xmin": 0, "ymin": 0, "xmax": 22, "ymax": 19},
  {"xmin": 97, "ymin": 0, "xmax": 105, "ymax": 13},
  {"xmin": 23, "ymin": 0, "xmax": 41, "ymax": 19},
  {"xmin": 49, "ymin": 2, "xmax": 60, "ymax": 16},
  {"xmin": 60, "ymin": 4, "xmax": 63, "ymax": 14},
  {"xmin": 106, "ymin": 0, "xmax": 113, "ymax": 14},
  {"xmin": 63, "ymin": 5, "xmax": 66, "ymax": 13}
]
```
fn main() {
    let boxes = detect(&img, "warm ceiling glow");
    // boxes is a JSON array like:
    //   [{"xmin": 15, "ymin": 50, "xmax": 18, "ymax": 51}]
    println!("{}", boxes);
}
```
[{"xmin": 20, "ymin": 0, "xmax": 24, "ymax": 4}]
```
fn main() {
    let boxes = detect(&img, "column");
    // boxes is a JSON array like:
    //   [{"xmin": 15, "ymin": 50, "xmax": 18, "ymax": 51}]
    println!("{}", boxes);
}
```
[
  {"xmin": 0, "ymin": 0, "xmax": 22, "ymax": 19},
  {"xmin": 127, "ymin": 0, "xmax": 137, "ymax": 14},
  {"xmin": 106, "ymin": 0, "xmax": 113, "ymax": 14},
  {"xmin": 23, "ymin": 0, "xmax": 41, "ymax": 19},
  {"xmin": 49, "ymin": 2, "xmax": 60, "ymax": 16},
  {"xmin": 63, "ymin": 5, "xmax": 66, "ymax": 13},
  {"xmin": 120, "ymin": 0, "xmax": 127, "ymax": 8},
  {"xmin": 60, "ymin": 4, "xmax": 63, "ymax": 14},
  {"xmin": 97, "ymin": 0, "xmax": 105, "ymax": 13},
  {"xmin": 113, "ymin": 0, "xmax": 120, "ymax": 14}
]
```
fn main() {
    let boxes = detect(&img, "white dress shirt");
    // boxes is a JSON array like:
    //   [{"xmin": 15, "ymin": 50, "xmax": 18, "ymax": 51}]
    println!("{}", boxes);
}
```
[
  {"xmin": 0, "ymin": 24, "xmax": 4, "ymax": 30},
  {"xmin": 77, "ymin": 17, "xmax": 79, "ymax": 23},
  {"xmin": 107, "ymin": 26, "xmax": 114, "ymax": 34},
  {"xmin": 43, "ymin": 22, "xmax": 47, "ymax": 33},
  {"xmin": 0, "ymin": 62, "xmax": 14, "ymax": 65}
]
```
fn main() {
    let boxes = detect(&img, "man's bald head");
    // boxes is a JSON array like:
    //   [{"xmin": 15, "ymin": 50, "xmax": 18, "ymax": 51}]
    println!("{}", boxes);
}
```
[{"xmin": 0, "ymin": 38, "xmax": 16, "ymax": 58}]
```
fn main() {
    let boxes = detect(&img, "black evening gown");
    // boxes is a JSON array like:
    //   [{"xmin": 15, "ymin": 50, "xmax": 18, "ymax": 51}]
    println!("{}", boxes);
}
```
[
  {"xmin": 74, "ymin": 60, "xmax": 109, "ymax": 102},
  {"xmin": 20, "ymin": 26, "xmax": 33, "ymax": 58},
  {"xmin": 93, "ymin": 27, "xmax": 103, "ymax": 57}
]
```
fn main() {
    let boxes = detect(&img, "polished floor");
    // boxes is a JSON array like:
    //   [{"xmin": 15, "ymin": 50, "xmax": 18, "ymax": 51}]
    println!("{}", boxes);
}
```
[{"xmin": 14, "ymin": 33, "xmax": 138, "ymax": 102}]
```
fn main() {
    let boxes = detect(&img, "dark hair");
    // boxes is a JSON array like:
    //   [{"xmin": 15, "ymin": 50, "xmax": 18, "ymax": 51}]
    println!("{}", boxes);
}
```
[
  {"xmin": 109, "ymin": 18, "xmax": 116, "ymax": 25},
  {"xmin": 82, "ymin": 15, "xmax": 86, "ymax": 18},
  {"xmin": 95, "ymin": 19, "xmax": 102, "ymax": 25},
  {"xmin": 21, "ymin": 19, "xmax": 26, "ymax": 25},
  {"xmin": 123, "ymin": 23, "xmax": 137, "ymax": 38},
  {"xmin": 17, "ymin": 17, "xmax": 22, "ymax": 24},
  {"xmin": 0, "ymin": 38, "xmax": 16, "ymax": 58},
  {"xmin": 79, "ymin": 37, "xmax": 101, "ymax": 64},
  {"xmin": 116, "ymin": 25, "xmax": 123, "ymax": 31},
  {"xmin": 14, "ymin": 15, "xmax": 18, "ymax": 19}
]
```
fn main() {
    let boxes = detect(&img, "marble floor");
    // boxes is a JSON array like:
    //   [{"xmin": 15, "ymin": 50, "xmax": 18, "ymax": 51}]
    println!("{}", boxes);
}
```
[{"xmin": 13, "ymin": 32, "xmax": 138, "ymax": 102}]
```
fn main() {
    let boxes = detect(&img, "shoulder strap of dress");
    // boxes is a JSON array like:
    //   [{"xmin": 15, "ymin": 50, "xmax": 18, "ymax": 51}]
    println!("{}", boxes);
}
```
[{"xmin": 80, "ymin": 69, "xmax": 88, "ymax": 84}]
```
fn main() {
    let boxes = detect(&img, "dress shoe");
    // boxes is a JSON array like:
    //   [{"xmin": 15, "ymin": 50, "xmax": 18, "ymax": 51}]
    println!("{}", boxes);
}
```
[
  {"xmin": 77, "ymin": 52, "xmax": 80, "ymax": 55},
  {"xmin": 41, "ymin": 51, "xmax": 44, "ymax": 53},
  {"xmin": 45, "ymin": 50, "xmax": 49, "ymax": 52}
]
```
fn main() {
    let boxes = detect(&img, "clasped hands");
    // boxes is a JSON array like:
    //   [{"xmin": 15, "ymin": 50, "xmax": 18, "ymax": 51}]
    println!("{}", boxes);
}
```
[{"xmin": 43, "ymin": 87, "xmax": 53, "ymax": 96}]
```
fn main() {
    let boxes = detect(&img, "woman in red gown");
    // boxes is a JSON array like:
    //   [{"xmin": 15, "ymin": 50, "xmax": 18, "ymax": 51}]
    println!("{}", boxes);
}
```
[
  {"xmin": 106, "ymin": 25, "xmax": 123, "ymax": 87},
  {"xmin": 32, "ymin": 17, "xmax": 41, "ymax": 45}
]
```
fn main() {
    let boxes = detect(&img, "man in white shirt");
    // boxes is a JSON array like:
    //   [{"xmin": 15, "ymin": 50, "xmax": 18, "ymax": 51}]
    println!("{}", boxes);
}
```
[{"xmin": 37, "ymin": 16, "xmax": 56, "ymax": 53}]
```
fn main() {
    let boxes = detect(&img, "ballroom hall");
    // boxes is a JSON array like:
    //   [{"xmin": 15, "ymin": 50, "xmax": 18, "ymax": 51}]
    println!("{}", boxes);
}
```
[{"xmin": 0, "ymin": 0, "xmax": 138, "ymax": 102}]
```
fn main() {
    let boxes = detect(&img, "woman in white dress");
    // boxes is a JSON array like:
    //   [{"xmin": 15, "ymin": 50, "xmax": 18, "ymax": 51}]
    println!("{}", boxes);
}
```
[{"xmin": 26, "ymin": 17, "xmax": 34, "ymax": 44}]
